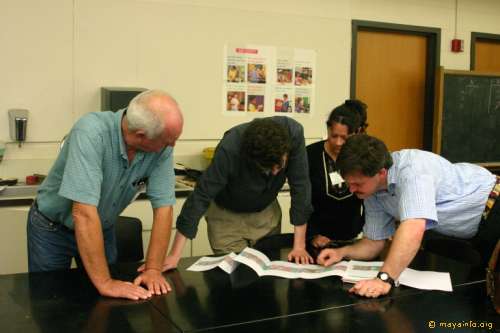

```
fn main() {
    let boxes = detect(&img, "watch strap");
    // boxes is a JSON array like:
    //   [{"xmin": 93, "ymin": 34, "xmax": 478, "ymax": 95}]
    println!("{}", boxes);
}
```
[{"xmin": 377, "ymin": 271, "xmax": 398, "ymax": 287}]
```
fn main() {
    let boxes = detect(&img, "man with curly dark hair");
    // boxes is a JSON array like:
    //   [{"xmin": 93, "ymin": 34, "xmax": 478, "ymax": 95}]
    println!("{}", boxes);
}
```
[
  {"xmin": 152, "ymin": 117, "xmax": 313, "ymax": 270},
  {"xmin": 241, "ymin": 118, "xmax": 291, "ymax": 171}
]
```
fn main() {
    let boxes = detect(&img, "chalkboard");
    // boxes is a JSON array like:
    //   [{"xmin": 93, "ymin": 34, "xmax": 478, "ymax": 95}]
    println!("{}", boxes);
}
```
[{"xmin": 434, "ymin": 69, "xmax": 500, "ymax": 165}]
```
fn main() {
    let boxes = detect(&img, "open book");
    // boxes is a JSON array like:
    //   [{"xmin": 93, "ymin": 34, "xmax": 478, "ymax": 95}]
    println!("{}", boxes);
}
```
[{"xmin": 187, "ymin": 247, "xmax": 453, "ymax": 291}]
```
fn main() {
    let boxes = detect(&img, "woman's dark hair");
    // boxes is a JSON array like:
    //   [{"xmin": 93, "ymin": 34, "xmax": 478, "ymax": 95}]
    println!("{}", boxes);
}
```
[
  {"xmin": 337, "ymin": 134, "xmax": 393, "ymax": 177},
  {"xmin": 326, "ymin": 105, "xmax": 361, "ymax": 135},
  {"xmin": 344, "ymin": 99, "xmax": 368, "ymax": 133},
  {"xmin": 241, "ymin": 118, "xmax": 290, "ymax": 169}
]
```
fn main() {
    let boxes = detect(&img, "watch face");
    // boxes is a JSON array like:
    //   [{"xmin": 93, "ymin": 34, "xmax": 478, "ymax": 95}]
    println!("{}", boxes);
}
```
[{"xmin": 378, "ymin": 272, "xmax": 396, "ymax": 287}]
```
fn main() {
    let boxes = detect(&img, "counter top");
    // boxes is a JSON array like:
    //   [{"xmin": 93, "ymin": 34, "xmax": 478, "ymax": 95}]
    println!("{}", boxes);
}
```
[
  {"xmin": 0, "ymin": 176, "xmax": 290, "ymax": 207},
  {"xmin": 0, "ymin": 178, "xmax": 194, "ymax": 207}
]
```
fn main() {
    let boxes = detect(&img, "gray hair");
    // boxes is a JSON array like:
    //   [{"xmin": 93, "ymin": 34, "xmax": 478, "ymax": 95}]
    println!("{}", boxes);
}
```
[{"xmin": 126, "ymin": 90, "xmax": 170, "ymax": 139}]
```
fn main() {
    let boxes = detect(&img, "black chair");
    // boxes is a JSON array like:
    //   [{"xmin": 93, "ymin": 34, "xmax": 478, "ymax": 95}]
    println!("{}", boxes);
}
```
[
  {"xmin": 115, "ymin": 216, "xmax": 144, "ymax": 263},
  {"xmin": 421, "ymin": 231, "xmax": 481, "ymax": 267}
]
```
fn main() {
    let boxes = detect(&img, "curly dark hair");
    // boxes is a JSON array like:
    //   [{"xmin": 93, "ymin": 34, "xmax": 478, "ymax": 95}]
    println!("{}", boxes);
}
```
[
  {"xmin": 344, "ymin": 99, "xmax": 368, "ymax": 133},
  {"xmin": 326, "ymin": 105, "xmax": 361, "ymax": 134},
  {"xmin": 241, "ymin": 118, "xmax": 291, "ymax": 169},
  {"xmin": 337, "ymin": 134, "xmax": 393, "ymax": 177}
]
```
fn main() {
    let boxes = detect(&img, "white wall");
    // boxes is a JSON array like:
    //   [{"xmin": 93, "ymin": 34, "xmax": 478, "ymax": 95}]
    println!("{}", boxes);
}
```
[{"xmin": 1, "ymin": 0, "xmax": 500, "ymax": 178}]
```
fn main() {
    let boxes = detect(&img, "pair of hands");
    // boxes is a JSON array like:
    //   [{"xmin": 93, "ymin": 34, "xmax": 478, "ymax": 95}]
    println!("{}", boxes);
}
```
[
  {"xmin": 98, "ymin": 269, "xmax": 171, "ymax": 301},
  {"xmin": 99, "ymin": 255, "xmax": 181, "ymax": 301}
]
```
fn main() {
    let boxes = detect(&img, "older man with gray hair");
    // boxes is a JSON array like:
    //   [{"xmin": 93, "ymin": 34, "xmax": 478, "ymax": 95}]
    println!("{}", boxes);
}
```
[{"xmin": 27, "ymin": 90, "xmax": 183, "ymax": 300}]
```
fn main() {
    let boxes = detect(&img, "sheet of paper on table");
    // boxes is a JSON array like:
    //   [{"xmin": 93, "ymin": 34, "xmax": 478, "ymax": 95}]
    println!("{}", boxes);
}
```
[
  {"xmin": 187, "ymin": 252, "xmax": 239, "ymax": 274},
  {"xmin": 399, "ymin": 268, "xmax": 453, "ymax": 292}
]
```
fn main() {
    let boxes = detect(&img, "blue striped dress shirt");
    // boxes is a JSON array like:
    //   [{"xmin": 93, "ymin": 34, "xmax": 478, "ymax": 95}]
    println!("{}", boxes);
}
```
[{"xmin": 363, "ymin": 149, "xmax": 495, "ymax": 240}]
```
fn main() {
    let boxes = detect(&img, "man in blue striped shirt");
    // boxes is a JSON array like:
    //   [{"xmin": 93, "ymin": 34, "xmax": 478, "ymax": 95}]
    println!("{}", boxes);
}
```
[
  {"xmin": 318, "ymin": 134, "xmax": 499, "ymax": 298},
  {"xmin": 28, "ymin": 90, "xmax": 183, "ymax": 300}
]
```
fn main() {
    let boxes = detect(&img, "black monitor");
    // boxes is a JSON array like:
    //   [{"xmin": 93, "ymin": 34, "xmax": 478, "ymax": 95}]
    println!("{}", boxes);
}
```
[{"xmin": 101, "ymin": 87, "xmax": 147, "ymax": 112}]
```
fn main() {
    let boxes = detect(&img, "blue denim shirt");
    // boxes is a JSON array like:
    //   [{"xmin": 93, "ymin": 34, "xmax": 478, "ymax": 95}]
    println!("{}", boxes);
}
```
[
  {"xmin": 363, "ymin": 149, "xmax": 495, "ymax": 240},
  {"xmin": 37, "ymin": 109, "xmax": 176, "ymax": 230}
]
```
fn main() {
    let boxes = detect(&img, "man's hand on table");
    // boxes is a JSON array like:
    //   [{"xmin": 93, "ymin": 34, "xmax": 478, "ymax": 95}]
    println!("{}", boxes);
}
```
[
  {"xmin": 134, "ymin": 268, "xmax": 172, "ymax": 295},
  {"xmin": 312, "ymin": 235, "xmax": 332, "ymax": 248},
  {"xmin": 97, "ymin": 278, "xmax": 153, "ymax": 300},
  {"xmin": 349, "ymin": 278, "xmax": 391, "ymax": 298},
  {"xmin": 287, "ymin": 247, "xmax": 314, "ymax": 264},
  {"xmin": 317, "ymin": 248, "xmax": 344, "ymax": 266}
]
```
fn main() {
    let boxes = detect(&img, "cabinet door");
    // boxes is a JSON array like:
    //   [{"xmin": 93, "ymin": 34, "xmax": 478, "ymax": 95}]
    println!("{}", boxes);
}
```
[
  {"xmin": 278, "ymin": 192, "xmax": 293, "ymax": 233},
  {"xmin": 0, "ymin": 207, "xmax": 30, "ymax": 274},
  {"xmin": 191, "ymin": 218, "xmax": 213, "ymax": 257}
]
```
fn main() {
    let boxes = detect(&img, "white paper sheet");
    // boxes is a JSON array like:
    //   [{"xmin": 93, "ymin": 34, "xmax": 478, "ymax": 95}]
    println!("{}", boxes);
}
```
[
  {"xmin": 219, "ymin": 253, "xmax": 239, "ymax": 274},
  {"xmin": 398, "ymin": 268, "xmax": 453, "ymax": 292},
  {"xmin": 187, "ymin": 252, "xmax": 239, "ymax": 273}
]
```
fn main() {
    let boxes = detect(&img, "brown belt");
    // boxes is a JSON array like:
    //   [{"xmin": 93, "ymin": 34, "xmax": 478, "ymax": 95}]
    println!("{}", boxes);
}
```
[{"xmin": 483, "ymin": 176, "xmax": 500, "ymax": 220}]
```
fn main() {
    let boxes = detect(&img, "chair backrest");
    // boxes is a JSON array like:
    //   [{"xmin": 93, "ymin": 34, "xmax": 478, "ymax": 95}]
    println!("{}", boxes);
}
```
[
  {"xmin": 422, "ymin": 233, "xmax": 481, "ymax": 267},
  {"xmin": 115, "ymin": 216, "xmax": 144, "ymax": 263}
]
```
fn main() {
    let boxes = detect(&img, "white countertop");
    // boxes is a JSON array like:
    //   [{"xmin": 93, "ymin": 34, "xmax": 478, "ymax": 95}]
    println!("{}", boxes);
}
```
[{"xmin": 0, "ymin": 178, "xmax": 194, "ymax": 201}]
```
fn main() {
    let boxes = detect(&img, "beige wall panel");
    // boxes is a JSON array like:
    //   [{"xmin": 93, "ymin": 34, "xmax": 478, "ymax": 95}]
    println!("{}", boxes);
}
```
[{"xmin": 0, "ymin": 0, "xmax": 74, "ymax": 142}]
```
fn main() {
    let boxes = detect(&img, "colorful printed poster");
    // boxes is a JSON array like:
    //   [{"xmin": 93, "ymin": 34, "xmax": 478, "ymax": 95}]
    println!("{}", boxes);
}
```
[{"xmin": 223, "ymin": 45, "xmax": 316, "ymax": 116}]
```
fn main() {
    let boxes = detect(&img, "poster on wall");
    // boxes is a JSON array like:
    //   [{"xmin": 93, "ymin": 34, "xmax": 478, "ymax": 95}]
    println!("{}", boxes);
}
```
[{"xmin": 223, "ymin": 44, "xmax": 316, "ymax": 116}]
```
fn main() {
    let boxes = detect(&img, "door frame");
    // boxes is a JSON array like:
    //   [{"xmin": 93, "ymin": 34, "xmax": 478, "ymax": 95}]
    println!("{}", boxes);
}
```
[
  {"xmin": 350, "ymin": 20, "xmax": 441, "ymax": 151},
  {"xmin": 470, "ymin": 32, "xmax": 500, "ymax": 70}
]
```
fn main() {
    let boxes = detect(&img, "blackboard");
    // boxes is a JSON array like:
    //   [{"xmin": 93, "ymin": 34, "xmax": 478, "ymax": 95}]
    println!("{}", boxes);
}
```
[{"xmin": 434, "ymin": 69, "xmax": 500, "ymax": 165}]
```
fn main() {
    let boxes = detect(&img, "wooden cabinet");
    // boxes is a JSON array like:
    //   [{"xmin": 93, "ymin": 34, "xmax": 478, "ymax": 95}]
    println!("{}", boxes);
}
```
[
  {"xmin": 278, "ymin": 192, "xmax": 294, "ymax": 234},
  {"xmin": 0, "ymin": 198, "xmax": 191, "ymax": 274},
  {"xmin": 0, "ymin": 206, "xmax": 30, "ymax": 274},
  {"xmin": 0, "ymin": 191, "xmax": 293, "ymax": 274},
  {"xmin": 191, "ymin": 218, "xmax": 213, "ymax": 256}
]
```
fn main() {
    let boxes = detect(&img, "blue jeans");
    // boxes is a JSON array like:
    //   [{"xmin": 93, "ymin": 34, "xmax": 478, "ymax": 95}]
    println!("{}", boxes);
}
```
[{"xmin": 27, "ymin": 203, "xmax": 117, "ymax": 272}]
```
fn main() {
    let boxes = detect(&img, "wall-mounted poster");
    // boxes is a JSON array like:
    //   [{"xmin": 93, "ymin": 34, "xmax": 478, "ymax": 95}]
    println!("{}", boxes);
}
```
[{"xmin": 223, "ymin": 44, "xmax": 316, "ymax": 116}]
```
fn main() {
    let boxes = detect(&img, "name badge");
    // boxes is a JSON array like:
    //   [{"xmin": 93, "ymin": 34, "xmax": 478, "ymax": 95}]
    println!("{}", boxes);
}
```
[{"xmin": 329, "ymin": 171, "xmax": 345, "ymax": 186}]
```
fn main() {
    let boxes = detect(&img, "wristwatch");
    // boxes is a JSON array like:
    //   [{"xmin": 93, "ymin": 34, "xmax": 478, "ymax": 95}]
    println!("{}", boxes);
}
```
[{"xmin": 377, "ymin": 271, "xmax": 399, "ymax": 287}]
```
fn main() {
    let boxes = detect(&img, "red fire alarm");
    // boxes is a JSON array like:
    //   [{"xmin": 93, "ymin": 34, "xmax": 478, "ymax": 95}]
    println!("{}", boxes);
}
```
[{"xmin": 451, "ymin": 39, "xmax": 464, "ymax": 52}]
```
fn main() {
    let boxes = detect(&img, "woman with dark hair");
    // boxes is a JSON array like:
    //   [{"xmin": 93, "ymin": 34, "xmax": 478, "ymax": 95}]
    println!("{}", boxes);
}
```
[{"xmin": 306, "ymin": 101, "xmax": 367, "ymax": 256}]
